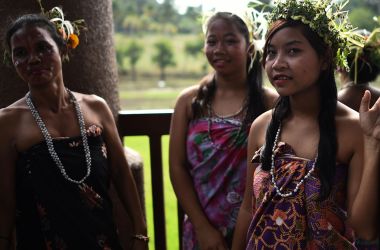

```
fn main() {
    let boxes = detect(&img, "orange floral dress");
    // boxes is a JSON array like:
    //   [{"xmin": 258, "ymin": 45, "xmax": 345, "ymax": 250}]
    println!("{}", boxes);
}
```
[{"xmin": 246, "ymin": 142, "xmax": 356, "ymax": 249}]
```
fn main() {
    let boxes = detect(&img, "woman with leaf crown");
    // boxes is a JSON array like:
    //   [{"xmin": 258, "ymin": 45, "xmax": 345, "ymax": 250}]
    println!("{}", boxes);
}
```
[{"xmin": 232, "ymin": 0, "xmax": 380, "ymax": 249}]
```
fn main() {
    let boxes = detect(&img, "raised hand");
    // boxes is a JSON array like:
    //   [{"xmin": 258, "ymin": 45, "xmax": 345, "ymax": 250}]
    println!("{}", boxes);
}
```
[{"xmin": 359, "ymin": 90, "xmax": 380, "ymax": 140}]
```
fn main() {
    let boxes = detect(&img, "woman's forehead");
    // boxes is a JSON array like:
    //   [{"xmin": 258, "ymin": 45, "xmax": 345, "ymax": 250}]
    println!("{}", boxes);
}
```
[
  {"xmin": 268, "ymin": 27, "xmax": 307, "ymax": 46},
  {"xmin": 11, "ymin": 26, "xmax": 54, "ymax": 47}
]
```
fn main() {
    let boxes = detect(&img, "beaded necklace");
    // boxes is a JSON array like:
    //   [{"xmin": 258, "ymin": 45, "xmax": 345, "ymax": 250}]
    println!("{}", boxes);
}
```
[
  {"xmin": 270, "ymin": 123, "xmax": 318, "ymax": 197},
  {"xmin": 206, "ymin": 102, "xmax": 245, "ymax": 150},
  {"xmin": 26, "ymin": 89, "xmax": 91, "ymax": 184}
]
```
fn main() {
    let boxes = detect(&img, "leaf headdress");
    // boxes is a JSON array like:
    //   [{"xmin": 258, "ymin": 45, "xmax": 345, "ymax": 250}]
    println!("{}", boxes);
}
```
[
  {"xmin": 248, "ymin": 0, "xmax": 365, "ymax": 71},
  {"xmin": 349, "ymin": 17, "xmax": 380, "ymax": 83}
]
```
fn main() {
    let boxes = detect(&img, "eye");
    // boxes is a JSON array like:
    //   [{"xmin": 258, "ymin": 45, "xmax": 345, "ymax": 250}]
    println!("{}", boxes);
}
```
[
  {"xmin": 206, "ymin": 39, "xmax": 216, "ymax": 46},
  {"xmin": 288, "ymin": 48, "xmax": 301, "ymax": 55},
  {"xmin": 37, "ymin": 42, "xmax": 53, "ymax": 53},
  {"xmin": 12, "ymin": 48, "xmax": 27, "ymax": 58},
  {"xmin": 266, "ymin": 48, "xmax": 277, "ymax": 59},
  {"xmin": 225, "ymin": 38, "xmax": 238, "ymax": 45}
]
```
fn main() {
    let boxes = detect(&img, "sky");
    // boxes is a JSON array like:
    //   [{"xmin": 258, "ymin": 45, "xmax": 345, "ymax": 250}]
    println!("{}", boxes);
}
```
[{"xmin": 172, "ymin": 0, "xmax": 252, "ymax": 15}]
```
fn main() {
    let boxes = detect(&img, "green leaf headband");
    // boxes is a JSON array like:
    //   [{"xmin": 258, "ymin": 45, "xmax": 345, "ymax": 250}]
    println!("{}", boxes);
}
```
[
  {"xmin": 350, "ymin": 17, "xmax": 380, "ymax": 83},
  {"xmin": 248, "ymin": 0, "xmax": 365, "ymax": 71}
]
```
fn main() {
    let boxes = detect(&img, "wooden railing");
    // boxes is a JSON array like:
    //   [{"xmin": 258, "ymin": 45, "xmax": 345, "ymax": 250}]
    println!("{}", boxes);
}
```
[{"xmin": 117, "ymin": 109, "xmax": 183, "ymax": 250}]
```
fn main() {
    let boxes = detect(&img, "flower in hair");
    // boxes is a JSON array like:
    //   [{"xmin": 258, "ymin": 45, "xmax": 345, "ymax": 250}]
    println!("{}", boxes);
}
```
[
  {"xmin": 248, "ymin": 0, "xmax": 365, "ymax": 71},
  {"xmin": 68, "ymin": 34, "xmax": 80, "ymax": 49},
  {"xmin": 37, "ymin": 0, "xmax": 86, "ymax": 59}
]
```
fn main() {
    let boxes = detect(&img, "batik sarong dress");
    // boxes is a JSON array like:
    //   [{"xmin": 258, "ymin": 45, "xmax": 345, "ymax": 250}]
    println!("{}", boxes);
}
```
[
  {"xmin": 15, "ymin": 125, "xmax": 123, "ymax": 250},
  {"xmin": 183, "ymin": 116, "xmax": 249, "ymax": 249},
  {"xmin": 246, "ymin": 142, "xmax": 356, "ymax": 249}
]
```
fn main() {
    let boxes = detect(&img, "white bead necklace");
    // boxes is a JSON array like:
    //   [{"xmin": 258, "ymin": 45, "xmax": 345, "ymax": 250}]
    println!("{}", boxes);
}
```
[
  {"xmin": 26, "ymin": 89, "xmax": 91, "ymax": 184},
  {"xmin": 207, "ymin": 103, "xmax": 244, "ymax": 150},
  {"xmin": 270, "ymin": 124, "xmax": 318, "ymax": 197}
]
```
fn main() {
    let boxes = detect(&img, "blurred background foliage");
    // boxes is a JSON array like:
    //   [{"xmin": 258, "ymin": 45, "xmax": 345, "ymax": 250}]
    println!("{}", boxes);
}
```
[{"xmin": 112, "ymin": 0, "xmax": 380, "ymax": 110}]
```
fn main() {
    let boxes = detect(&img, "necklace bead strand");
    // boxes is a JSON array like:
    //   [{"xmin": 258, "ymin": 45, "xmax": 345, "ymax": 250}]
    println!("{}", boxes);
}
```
[
  {"xmin": 26, "ymin": 89, "xmax": 91, "ymax": 184},
  {"xmin": 207, "ymin": 103, "xmax": 244, "ymax": 150},
  {"xmin": 270, "ymin": 124, "xmax": 318, "ymax": 197}
]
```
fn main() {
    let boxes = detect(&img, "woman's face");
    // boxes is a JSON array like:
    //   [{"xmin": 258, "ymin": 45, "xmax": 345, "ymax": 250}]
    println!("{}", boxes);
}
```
[
  {"xmin": 264, "ymin": 26, "xmax": 326, "ymax": 97},
  {"xmin": 204, "ymin": 18, "xmax": 249, "ymax": 77},
  {"xmin": 10, "ymin": 25, "xmax": 62, "ymax": 86}
]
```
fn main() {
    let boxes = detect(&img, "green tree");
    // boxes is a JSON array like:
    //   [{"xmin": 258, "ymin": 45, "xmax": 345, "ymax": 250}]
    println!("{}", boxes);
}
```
[
  {"xmin": 152, "ymin": 40, "xmax": 176, "ymax": 80},
  {"xmin": 115, "ymin": 45, "xmax": 127, "ymax": 74},
  {"xmin": 185, "ymin": 38, "xmax": 204, "ymax": 57},
  {"xmin": 125, "ymin": 40, "xmax": 144, "ymax": 81},
  {"xmin": 349, "ymin": 7, "xmax": 378, "ymax": 31}
]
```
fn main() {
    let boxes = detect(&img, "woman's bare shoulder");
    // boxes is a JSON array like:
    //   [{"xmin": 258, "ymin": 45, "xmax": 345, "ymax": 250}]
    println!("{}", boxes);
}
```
[
  {"xmin": 0, "ymin": 98, "xmax": 29, "ymax": 137},
  {"xmin": 173, "ymin": 85, "xmax": 200, "ymax": 119},
  {"xmin": 336, "ymin": 101, "xmax": 359, "ymax": 123},
  {"xmin": 262, "ymin": 87, "xmax": 279, "ymax": 109},
  {"xmin": 248, "ymin": 110, "xmax": 273, "ymax": 150},
  {"xmin": 336, "ymin": 102, "xmax": 361, "ymax": 145},
  {"xmin": 250, "ymin": 110, "xmax": 273, "ymax": 136},
  {"xmin": 176, "ymin": 85, "xmax": 200, "ymax": 103}
]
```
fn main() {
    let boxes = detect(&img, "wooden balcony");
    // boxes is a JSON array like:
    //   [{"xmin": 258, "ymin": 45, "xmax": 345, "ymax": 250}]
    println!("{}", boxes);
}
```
[{"xmin": 117, "ymin": 109, "xmax": 183, "ymax": 250}]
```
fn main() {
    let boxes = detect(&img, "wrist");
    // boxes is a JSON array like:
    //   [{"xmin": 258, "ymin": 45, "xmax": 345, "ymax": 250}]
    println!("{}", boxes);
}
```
[
  {"xmin": 132, "ymin": 233, "xmax": 149, "ymax": 243},
  {"xmin": 364, "ymin": 136, "xmax": 380, "ymax": 150}
]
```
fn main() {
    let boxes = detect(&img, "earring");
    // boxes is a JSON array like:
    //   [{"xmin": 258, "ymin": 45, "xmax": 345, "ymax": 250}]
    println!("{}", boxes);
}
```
[{"xmin": 14, "ymin": 61, "xmax": 20, "ymax": 67}]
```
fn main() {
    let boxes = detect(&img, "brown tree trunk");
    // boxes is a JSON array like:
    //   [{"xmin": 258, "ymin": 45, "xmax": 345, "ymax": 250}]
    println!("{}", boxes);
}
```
[{"xmin": 0, "ymin": 1, "xmax": 143, "ymax": 249}]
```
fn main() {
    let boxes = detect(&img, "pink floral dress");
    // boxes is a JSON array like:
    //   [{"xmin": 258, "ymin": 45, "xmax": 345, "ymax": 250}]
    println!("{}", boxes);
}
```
[{"xmin": 183, "ymin": 117, "xmax": 249, "ymax": 249}]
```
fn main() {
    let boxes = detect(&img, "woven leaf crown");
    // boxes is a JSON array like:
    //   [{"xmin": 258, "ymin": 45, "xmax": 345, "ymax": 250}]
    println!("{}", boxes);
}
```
[{"xmin": 250, "ymin": 0, "xmax": 364, "ymax": 70}]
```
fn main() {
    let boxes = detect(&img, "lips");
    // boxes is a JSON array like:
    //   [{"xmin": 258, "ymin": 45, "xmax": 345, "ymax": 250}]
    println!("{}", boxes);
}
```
[
  {"xmin": 28, "ymin": 67, "xmax": 50, "ymax": 76},
  {"xmin": 272, "ymin": 74, "xmax": 292, "ymax": 86},
  {"xmin": 213, "ymin": 58, "xmax": 228, "ymax": 68}
]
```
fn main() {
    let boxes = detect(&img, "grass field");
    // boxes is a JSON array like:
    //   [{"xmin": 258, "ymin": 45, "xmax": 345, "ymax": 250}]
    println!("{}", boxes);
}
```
[{"xmin": 124, "ymin": 135, "xmax": 177, "ymax": 250}]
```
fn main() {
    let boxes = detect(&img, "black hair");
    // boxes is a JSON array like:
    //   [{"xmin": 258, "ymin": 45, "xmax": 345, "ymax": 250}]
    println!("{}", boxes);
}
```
[
  {"xmin": 261, "ymin": 19, "xmax": 337, "ymax": 200},
  {"xmin": 191, "ymin": 12, "xmax": 265, "ymax": 128},
  {"xmin": 4, "ymin": 14, "xmax": 66, "ymax": 60},
  {"xmin": 347, "ymin": 46, "xmax": 380, "ymax": 84}
]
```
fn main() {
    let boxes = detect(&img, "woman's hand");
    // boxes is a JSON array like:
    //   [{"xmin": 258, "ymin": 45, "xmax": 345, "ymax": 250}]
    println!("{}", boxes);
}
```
[
  {"xmin": 195, "ymin": 224, "xmax": 228, "ymax": 250},
  {"xmin": 359, "ymin": 90, "xmax": 380, "ymax": 140}
]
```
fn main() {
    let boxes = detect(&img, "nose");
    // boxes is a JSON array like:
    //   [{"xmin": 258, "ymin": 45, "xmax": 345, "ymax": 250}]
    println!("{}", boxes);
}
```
[
  {"xmin": 28, "ymin": 51, "xmax": 42, "ymax": 64},
  {"xmin": 271, "ymin": 52, "xmax": 287, "ymax": 70},
  {"xmin": 213, "ymin": 42, "xmax": 226, "ymax": 54}
]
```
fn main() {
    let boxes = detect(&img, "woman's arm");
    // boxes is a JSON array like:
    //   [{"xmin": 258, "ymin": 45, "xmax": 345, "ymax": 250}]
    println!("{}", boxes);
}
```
[
  {"xmin": 169, "ymin": 88, "xmax": 227, "ymax": 250},
  {"xmin": 347, "ymin": 91, "xmax": 380, "ymax": 240},
  {"xmin": 0, "ymin": 110, "xmax": 16, "ymax": 250},
  {"xmin": 91, "ymin": 97, "xmax": 147, "ymax": 249},
  {"xmin": 232, "ymin": 112, "xmax": 270, "ymax": 250}
]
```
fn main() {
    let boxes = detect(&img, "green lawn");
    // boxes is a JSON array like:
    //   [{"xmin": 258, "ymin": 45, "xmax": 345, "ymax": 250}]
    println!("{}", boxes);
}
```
[{"xmin": 124, "ymin": 135, "xmax": 178, "ymax": 250}]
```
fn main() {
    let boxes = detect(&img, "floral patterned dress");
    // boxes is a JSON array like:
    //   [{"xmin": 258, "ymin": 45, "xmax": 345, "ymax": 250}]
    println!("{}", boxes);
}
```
[
  {"xmin": 15, "ymin": 125, "xmax": 122, "ymax": 250},
  {"xmin": 246, "ymin": 142, "xmax": 356, "ymax": 249},
  {"xmin": 183, "ymin": 117, "xmax": 249, "ymax": 249}
]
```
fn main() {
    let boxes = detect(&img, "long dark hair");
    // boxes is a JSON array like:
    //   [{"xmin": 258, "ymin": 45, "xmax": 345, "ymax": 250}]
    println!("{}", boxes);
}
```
[
  {"xmin": 191, "ymin": 12, "xmax": 265, "ymax": 128},
  {"xmin": 261, "ymin": 19, "xmax": 337, "ymax": 200},
  {"xmin": 4, "ymin": 14, "xmax": 66, "ymax": 60}
]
